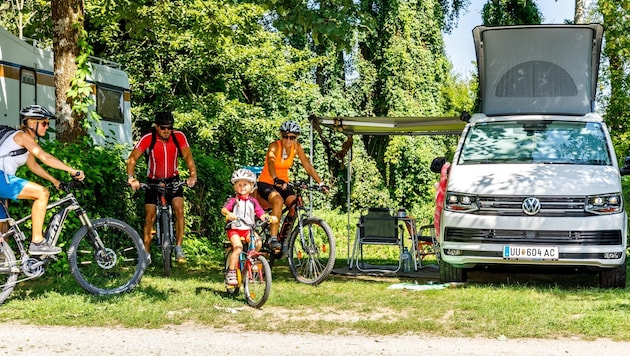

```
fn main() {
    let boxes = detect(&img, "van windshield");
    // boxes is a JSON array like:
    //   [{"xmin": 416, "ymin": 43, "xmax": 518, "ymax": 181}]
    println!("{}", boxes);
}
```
[{"xmin": 458, "ymin": 120, "xmax": 612, "ymax": 165}]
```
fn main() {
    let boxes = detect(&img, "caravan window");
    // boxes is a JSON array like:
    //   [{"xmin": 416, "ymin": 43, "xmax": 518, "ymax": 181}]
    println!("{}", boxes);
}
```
[{"xmin": 96, "ymin": 85, "xmax": 124, "ymax": 123}]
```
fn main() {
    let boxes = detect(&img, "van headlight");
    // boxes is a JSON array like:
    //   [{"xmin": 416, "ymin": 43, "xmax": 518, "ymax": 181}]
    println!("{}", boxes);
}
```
[
  {"xmin": 445, "ymin": 193, "xmax": 478, "ymax": 212},
  {"xmin": 585, "ymin": 193, "xmax": 623, "ymax": 214}
]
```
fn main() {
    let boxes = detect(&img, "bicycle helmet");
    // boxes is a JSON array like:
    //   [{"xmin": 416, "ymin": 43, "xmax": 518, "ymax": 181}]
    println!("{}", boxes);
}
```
[
  {"xmin": 279, "ymin": 120, "xmax": 301, "ymax": 135},
  {"xmin": 20, "ymin": 105, "xmax": 56, "ymax": 123},
  {"xmin": 154, "ymin": 112, "xmax": 174, "ymax": 125},
  {"xmin": 231, "ymin": 168, "xmax": 257, "ymax": 184}
]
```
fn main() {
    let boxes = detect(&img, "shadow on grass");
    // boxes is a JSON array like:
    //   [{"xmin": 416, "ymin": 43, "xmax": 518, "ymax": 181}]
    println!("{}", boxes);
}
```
[{"xmin": 466, "ymin": 265, "xmax": 601, "ymax": 289}]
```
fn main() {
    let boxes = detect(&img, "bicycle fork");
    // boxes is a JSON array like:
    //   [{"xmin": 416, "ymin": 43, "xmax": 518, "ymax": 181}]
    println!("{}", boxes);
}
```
[{"xmin": 77, "ymin": 209, "xmax": 108, "ymax": 259}]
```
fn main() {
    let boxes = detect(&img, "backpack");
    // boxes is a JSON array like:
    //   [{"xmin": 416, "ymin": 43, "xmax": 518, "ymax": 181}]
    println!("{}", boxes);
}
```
[
  {"xmin": 143, "ymin": 127, "xmax": 182, "ymax": 161},
  {"xmin": 0, "ymin": 125, "xmax": 27, "ymax": 158}
]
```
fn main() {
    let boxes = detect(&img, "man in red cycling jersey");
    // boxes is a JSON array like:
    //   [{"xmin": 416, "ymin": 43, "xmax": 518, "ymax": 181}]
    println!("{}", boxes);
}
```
[{"xmin": 126, "ymin": 112, "xmax": 197, "ymax": 264}]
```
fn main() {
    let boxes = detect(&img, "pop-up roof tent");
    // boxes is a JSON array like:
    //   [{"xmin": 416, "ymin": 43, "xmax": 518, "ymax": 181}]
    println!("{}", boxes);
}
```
[{"xmin": 310, "ymin": 115, "xmax": 466, "ymax": 261}]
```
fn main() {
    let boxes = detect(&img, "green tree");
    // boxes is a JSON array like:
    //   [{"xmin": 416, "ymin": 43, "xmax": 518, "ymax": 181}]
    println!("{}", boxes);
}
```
[
  {"xmin": 599, "ymin": 1, "xmax": 630, "ymax": 156},
  {"xmin": 481, "ymin": 0, "xmax": 542, "ymax": 25}
]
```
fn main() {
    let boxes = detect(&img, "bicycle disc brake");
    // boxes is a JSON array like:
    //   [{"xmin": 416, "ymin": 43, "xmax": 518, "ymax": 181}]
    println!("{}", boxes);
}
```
[{"xmin": 95, "ymin": 248, "xmax": 117, "ymax": 269}]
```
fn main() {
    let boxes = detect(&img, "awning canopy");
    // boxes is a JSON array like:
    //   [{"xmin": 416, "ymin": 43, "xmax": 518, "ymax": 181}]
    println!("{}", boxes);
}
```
[{"xmin": 315, "ymin": 116, "xmax": 466, "ymax": 136}]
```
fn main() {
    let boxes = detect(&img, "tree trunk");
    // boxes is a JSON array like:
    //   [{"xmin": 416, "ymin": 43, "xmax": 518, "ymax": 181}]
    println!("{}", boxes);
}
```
[
  {"xmin": 574, "ymin": 0, "xmax": 585, "ymax": 24},
  {"xmin": 51, "ymin": 0, "xmax": 85, "ymax": 142}
]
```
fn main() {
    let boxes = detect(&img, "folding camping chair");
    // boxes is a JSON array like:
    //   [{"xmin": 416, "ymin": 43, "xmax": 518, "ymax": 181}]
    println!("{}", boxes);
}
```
[
  {"xmin": 350, "ymin": 208, "xmax": 403, "ymax": 272},
  {"xmin": 415, "ymin": 224, "xmax": 437, "ymax": 268}
]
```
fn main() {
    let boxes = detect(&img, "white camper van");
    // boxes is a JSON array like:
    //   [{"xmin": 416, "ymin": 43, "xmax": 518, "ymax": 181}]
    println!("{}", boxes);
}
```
[
  {"xmin": 434, "ymin": 24, "xmax": 627, "ymax": 288},
  {"xmin": 0, "ymin": 26, "xmax": 132, "ymax": 147}
]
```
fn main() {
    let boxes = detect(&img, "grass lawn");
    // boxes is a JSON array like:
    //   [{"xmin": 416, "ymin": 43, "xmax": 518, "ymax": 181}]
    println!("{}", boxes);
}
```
[{"xmin": 1, "ymin": 250, "xmax": 630, "ymax": 341}]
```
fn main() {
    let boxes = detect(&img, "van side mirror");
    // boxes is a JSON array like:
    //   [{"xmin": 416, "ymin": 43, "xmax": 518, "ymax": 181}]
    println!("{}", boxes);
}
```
[{"xmin": 620, "ymin": 157, "xmax": 630, "ymax": 176}]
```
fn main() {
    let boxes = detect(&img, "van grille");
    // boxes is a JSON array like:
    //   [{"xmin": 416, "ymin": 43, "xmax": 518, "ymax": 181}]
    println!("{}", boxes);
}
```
[
  {"xmin": 476, "ymin": 195, "xmax": 588, "ymax": 217},
  {"xmin": 444, "ymin": 227, "xmax": 622, "ymax": 245}
]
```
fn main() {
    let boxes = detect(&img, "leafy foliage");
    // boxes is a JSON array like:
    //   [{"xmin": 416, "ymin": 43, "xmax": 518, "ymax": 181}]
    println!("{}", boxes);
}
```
[
  {"xmin": 481, "ymin": 0, "xmax": 542, "ymax": 25},
  {"xmin": 0, "ymin": 1, "xmax": 478, "ymax": 255}
]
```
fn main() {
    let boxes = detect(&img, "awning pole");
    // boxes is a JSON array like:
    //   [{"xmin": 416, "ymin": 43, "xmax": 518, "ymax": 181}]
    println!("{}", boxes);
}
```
[
  {"xmin": 309, "ymin": 119, "xmax": 314, "ymax": 208},
  {"xmin": 346, "ymin": 144, "xmax": 352, "ymax": 263}
]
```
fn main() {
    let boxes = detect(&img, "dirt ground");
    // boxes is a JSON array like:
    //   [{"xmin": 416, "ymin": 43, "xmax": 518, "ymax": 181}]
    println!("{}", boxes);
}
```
[{"xmin": 2, "ymin": 322, "xmax": 630, "ymax": 355}]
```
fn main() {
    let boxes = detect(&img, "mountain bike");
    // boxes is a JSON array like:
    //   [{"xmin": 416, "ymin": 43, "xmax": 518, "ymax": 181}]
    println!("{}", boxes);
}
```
[
  {"xmin": 260, "ymin": 180, "xmax": 335, "ymax": 285},
  {"xmin": 224, "ymin": 218, "xmax": 272, "ymax": 308},
  {"xmin": 0, "ymin": 179, "xmax": 146, "ymax": 305},
  {"xmin": 139, "ymin": 179, "xmax": 187, "ymax": 277}
]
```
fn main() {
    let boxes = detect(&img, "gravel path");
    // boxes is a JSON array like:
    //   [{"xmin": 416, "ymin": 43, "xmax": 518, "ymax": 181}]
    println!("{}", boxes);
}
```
[{"xmin": 2, "ymin": 323, "xmax": 630, "ymax": 355}]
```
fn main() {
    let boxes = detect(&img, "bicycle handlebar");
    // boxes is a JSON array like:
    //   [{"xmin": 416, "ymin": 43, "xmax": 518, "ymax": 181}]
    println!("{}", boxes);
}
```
[
  {"xmin": 226, "ymin": 216, "xmax": 271, "ymax": 230},
  {"xmin": 58, "ymin": 178, "xmax": 85, "ymax": 192},
  {"xmin": 138, "ymin": 179, "xmax": 188, "ymax": 192},
  {"xmin": 286, "ymin": 180, "xmax": 328, "ymax": 193}
]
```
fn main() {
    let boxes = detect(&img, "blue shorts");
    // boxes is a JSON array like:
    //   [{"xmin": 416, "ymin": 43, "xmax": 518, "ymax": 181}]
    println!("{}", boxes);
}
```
[
  {"xmin": 0, "ymin": 172, "xmax": 28, "ymax": 201},
  {"xmin": 0, "ymin": 172, "xmax": 28, "ymax": 219}
]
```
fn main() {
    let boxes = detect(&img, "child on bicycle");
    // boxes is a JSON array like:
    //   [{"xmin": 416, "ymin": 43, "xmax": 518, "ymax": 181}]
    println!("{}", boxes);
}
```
[{"xmin": 221, "ymin": 169, "xmax": 276, "ymax": 286}]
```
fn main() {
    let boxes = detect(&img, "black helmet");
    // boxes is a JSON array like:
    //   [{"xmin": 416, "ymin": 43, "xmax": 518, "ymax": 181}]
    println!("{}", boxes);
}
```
[
  {"xmin": 155, "ymin": 112, "xmax": 174, "ymax": 125},
  {"xmin": 20, "ymin": 105, "xmax": 55, "ymax": 123},
  {"xmin": 279, "ymin": 120, "xmax": 301, "ymax": 135},
  {"xmin": 430, "ymin": 157, "xmax": 446, "ymax": 173}
]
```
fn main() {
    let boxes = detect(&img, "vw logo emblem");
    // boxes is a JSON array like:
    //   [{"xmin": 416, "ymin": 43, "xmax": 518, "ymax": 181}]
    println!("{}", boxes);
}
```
[{"xmin": 522, "ymin": 197, "xmax": 541, "ymax": 215}]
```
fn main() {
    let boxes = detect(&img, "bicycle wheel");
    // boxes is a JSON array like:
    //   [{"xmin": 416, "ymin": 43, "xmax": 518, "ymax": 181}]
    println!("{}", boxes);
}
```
[
  {"xmin": 224, "ymin": 249, "xmax": 240, "ymax": 295},
  {"xmin": 287, "ymin": 217, "xmax": 336, "ymax": 285},
  {"xmin": 0, "ymin": 240, "xmax": 18, "ymax": 305},
  {"xmin": 160, "ymin": 213, "xmax": 173, "ymax": 277},
  {"xmin": 68, "ymin": 218, "xmax": 145, "ymax": 295},
  {"xmin": 244, "ymin": 255, "xmax": 271, "ymax": 308}
]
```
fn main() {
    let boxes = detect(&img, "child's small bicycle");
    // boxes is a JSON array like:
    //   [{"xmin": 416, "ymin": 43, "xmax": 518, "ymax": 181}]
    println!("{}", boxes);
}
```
[{"xmin": 224, "ymin": 217, "xmax": 272, "ymax": 308}]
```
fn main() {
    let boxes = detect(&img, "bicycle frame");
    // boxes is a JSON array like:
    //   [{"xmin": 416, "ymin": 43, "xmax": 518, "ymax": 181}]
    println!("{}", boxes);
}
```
[
  {"xmin": 267, "ymin": 182, "xmax": 310, "ymax": 245},
  {"xmin": 224, "ymin": 218, "xmax": 272, "ymax": 308},
  {"xmin": 0, "ymin": 180, "xmax": 146, "ymax": 301},
  {"xmin": 258, "ymin": 180, "xmax": 336, "ymax": 285},
  {"xmin": 154, "ymin": 191, "xmax": 174, "ymax": 250},
  {"xmin": 1, "ymin": 191, "xmax": 100, "ymax": 274},
  {"xmin": 140, "ymin": 179, "xmax": 185, "ymax": 276}
]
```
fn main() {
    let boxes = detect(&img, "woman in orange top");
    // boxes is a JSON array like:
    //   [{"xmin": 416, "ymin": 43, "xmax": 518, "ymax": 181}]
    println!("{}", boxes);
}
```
[{"xmin": 257, "ymin": 120, "xmax": 327, "ymax": 252}]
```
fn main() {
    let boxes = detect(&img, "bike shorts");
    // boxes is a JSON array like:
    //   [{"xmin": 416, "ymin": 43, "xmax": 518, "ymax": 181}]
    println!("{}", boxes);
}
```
[
  {"xmin": 257, "ymin": 181, "xmax": 295, "ymax": 202},
  {"xmin": 226, "ymin": 228, "xmax": 250, "ymax": 242},
  {"xmin": 144, "ymin": 176, "xmax": 184, "ymax": 205}
]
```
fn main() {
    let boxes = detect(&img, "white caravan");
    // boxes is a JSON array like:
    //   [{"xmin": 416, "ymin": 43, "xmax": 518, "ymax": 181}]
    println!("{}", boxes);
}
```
[
  {"xmin": 0, "ymin": 26, "xmax": 132, "ymax": 147},
  {"xmin": 434, "ymin": 24, "xmax": 627, "ymax": 288}
]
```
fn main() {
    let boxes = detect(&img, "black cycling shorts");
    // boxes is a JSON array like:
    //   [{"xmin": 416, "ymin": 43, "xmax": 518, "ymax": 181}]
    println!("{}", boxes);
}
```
[
  {"xmin": 144, "ymin": 176, "xmax": 184, "ymax": 205},
  {"xmin": 257, "ymin": 181, "xmax": 295, "ymax": 202}
]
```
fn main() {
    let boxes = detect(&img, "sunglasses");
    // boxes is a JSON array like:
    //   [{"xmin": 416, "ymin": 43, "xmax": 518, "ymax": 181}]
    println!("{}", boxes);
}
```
[
  {"xmin": 282, "ymin": 134, "xmax": 298, "ymax": 140},
  {"xmin": 40, "ymin": 121, "xmax": 50, "ymax": 128},
  {"xmin": 159, "ymin": 125, "xmax": 173, "ymax": 131}
]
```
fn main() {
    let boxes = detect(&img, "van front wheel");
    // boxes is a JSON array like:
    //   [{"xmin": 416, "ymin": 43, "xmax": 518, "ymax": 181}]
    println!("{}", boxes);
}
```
[
  {"xmin": 439, "ymin": 259, "xmax": 467, "ymax": 283},
  {"xmin": 599, "ymin": 264, "xmax": 627, "ymax": 289}
]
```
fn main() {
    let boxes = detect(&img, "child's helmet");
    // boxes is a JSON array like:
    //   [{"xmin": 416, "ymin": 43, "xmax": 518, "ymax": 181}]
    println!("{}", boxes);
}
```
[
  {"xmin": 279, "ymin": 120, "xmax": 301, "ymax": 135},
  {"xmin": 231, "ymin": 168, "xmax": 257, "ymax": 184}
]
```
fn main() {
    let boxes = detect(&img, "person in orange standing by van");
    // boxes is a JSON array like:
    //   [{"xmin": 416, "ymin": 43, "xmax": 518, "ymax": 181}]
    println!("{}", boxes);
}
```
[{"xmin": 256, "ymin": 120, "xmax": 327, "ymax": 253}]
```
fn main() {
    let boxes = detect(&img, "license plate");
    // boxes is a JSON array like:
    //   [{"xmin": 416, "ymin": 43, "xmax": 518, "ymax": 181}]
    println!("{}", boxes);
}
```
[{"xmin": 502, "ymin": 245, "xmax": 559, "ymax": 260}]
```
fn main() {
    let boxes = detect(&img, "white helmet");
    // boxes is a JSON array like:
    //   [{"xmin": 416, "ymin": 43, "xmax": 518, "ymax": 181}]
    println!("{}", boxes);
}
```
[
  {"xmin": 280, "ymin": 120, "xmax": 301, "ymax": 135},
  {"xmin": 231, "ymin": 168, "xmax": 257, "ymax": 184}
]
